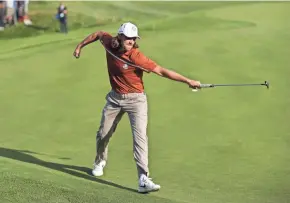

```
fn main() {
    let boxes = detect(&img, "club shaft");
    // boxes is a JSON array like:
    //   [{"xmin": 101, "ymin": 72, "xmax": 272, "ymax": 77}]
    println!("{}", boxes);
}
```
[
  {"xmin": 199, "ymin": 81, "xmax": 269, "ymax": 89},
  {"xmin": 213, "ymin": 83, "xmax": 264, "ymax": 87}
]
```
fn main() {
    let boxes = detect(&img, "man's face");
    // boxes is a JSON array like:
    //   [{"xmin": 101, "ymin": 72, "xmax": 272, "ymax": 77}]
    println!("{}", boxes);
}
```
[{"xmin": 119, "ymin": 34, "xmax": 137, "ymax": 51}]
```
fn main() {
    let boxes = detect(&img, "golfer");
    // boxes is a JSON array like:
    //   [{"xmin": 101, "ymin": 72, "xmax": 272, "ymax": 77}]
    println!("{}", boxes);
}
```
[{"xmin": 73, "ymin": 22, "xmax": 201, "ymax": 193}]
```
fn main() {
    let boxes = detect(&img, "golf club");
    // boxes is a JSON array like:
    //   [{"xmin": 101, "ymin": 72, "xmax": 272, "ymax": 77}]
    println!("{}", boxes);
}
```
[
  {"xmin": 100, "ymin": 40, "xmax": 271, "ymax": 92},
  {"xmin": 192, "ymin": 81, "xmax": 269, "ymax": 91}
]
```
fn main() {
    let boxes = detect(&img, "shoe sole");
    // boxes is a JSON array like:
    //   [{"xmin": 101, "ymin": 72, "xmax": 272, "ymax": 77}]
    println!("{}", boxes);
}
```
[
  {"xmin": 92, "ymin": 170, "xmax": 103, "ymax": 177},
  {"xmin": 138, "ymin": 187, "xmax": 160, "ymax": 193}
]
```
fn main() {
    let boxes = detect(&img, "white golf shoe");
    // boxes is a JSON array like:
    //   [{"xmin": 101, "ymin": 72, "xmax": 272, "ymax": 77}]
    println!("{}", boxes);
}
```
[
  {"xmin": 92, "ymin": 160, "xmax": 106, "ymax": 177},
  {"xmin": 138, "ymin": 174, "xmax": 161, "ymax": 193}
]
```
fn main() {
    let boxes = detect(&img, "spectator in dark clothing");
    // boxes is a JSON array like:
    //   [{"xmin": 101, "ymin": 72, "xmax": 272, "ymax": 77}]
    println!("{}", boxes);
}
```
[
  {"xmin": 0, "ymin": 0, "xmax": 5, "ymax": 30},
  {"xmin": 56, "ymin": 2, "xmax": 68, "ymax": 34}
]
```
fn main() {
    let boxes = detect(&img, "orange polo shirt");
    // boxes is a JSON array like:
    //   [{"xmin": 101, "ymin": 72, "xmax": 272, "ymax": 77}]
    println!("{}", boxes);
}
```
[{"xmin": 100, "ymin": 32, "xmax": 157, "ymax": 94}]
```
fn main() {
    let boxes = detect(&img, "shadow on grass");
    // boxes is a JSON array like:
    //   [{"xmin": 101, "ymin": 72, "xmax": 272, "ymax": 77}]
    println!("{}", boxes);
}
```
[
  {"xmin": 26, "ymin": 24, "xmax": 50, "ymax": 31},
  {"xmin": 0, "ymin": 147, "xmax": 137, "ymax": 193}
]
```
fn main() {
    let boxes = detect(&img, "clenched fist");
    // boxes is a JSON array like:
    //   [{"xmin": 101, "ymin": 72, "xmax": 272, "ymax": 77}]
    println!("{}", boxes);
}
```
[
  {"xmin": 187, "ymin": 80, "xmax": 201, "ymax": 89},
  {"xmin": 73, "ymin": 46, "xmax": 81, "ymax": 58}
]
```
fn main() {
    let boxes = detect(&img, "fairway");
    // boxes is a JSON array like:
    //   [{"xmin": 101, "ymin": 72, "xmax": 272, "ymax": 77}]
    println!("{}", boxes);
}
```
[{"xmin": 1, "ymin": 1, "xmax": 290, "ymax": 203}]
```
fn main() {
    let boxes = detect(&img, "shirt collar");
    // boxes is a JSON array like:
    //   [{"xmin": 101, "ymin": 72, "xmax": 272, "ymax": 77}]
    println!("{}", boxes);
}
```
[{"xmin": 123, "ymin": 48, "xmax": 134, "ymax": 56}]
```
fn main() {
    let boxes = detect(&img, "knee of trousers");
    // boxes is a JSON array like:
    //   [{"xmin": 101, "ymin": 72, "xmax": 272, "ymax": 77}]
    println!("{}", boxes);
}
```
[
  {"xmin": 96, "ymin": 128, "xmax": 104, "ymax": 139},
  {"xmin": 96, "ymin": 120, "xmax": 118, "ymax": 140},
  {"xmin": 96, "ymin": 126, "xmax": 112, "ymax": 140}
]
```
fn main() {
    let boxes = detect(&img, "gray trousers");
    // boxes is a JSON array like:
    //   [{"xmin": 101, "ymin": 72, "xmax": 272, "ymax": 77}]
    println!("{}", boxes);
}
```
[{"xmin": 95, "ymin": 90, "xmax": 149, "ymax": 178}]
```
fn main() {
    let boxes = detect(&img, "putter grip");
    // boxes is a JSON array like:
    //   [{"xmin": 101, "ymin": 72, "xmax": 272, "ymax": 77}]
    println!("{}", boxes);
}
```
[{"xmin": 200, "ymin": 84, "xmax": 213, "ymax": 88}]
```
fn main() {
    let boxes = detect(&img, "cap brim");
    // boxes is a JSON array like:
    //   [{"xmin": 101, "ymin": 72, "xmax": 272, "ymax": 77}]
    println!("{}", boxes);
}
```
[
  {"xmin": 130, "ymin": 35, "xmax": 141, "ymax": 39},
  {"xmin": 119, "ymin": 32, "xmax": 141, "ymax": 39},
  {"xmin": 127, "ymin": 35, "xmax": 141, "ymax": 39}
]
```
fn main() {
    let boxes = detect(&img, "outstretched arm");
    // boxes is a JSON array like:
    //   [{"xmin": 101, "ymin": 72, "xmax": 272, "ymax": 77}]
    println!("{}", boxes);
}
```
[
  {"xmin": 73, "ymin": 31, "xmax": 104, "ymax": 58},
  {"xmin": 130, "ymin": 51, "xmax": 201, "ymax": 89},
  {"xmin": 152, "ymin": 65, "xmax": 201, "ymax": 89}
]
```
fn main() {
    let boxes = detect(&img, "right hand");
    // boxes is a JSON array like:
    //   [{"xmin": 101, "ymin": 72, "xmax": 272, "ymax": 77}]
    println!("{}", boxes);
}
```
[
  {"xmin": 187, "ymin": 80, "xmax": 201, "ymax": 89},
  {"xmin": 73, "ymin": 46, "xmax": 81, "ymax": 58}
]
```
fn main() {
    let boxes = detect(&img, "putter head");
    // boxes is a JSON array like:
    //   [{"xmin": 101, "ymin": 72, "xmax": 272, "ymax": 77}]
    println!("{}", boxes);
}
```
[{"xmin": 264, "ymin": 81, "xmax": 270, "ymax": 89}]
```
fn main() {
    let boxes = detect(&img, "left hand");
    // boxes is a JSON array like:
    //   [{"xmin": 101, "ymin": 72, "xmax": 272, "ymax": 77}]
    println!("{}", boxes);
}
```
[
  {"xmin": 187, "ymin": 80, "xmax": 201, "ymax": 89},
  {"xmin": 73, "ymin": 46, "xmax": 81, "ymax": 59}
]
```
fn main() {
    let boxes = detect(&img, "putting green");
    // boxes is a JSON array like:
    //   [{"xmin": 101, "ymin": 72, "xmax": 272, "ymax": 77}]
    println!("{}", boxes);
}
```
[{"xmin": 0, "ymin": 2, "xmax": 289, "ymax": 203}]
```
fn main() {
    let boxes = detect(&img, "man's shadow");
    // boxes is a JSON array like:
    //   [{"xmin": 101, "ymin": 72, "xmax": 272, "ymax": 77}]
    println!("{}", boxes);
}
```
[{"xmin": 0, "ymin": 147, "xmax": 136, "ymax": 193}]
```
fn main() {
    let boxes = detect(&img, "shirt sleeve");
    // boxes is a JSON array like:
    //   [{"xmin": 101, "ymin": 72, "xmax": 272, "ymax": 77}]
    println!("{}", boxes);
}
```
[
  {"xmin": 130, "ymin": 50, "xmax": 157, "ymax": 73},
  {"xmin": 99, "ymin": 31, "xmax": 112, "ymax": 49}
]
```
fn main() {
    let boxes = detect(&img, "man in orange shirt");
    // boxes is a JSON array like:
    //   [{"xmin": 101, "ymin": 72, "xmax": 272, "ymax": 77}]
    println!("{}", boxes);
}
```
[{"xmin": 73, "ymin": 22, "xmax": 201, "ymax": 193}]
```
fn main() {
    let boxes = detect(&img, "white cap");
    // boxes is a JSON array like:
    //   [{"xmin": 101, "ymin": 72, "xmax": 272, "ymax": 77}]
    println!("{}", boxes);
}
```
[{"xmin": 118, "ymin": 22, "xmax": 140, "ymax": 39}]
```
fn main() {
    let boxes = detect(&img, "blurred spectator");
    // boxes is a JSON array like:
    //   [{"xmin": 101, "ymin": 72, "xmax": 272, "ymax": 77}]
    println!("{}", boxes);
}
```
[
  {"xmin": 5, "ymin": 0, "xmax": 16, "ymax": 26},
  {"xmin": 15, "ymin": 0, "xmax": 24, "ymax": 22},
  {"xmin": 0, "ymin": 0, "xmax": 32, "ymax": 30},
  {"xmin": 23, "ymin": 0, "xmax": 32, "ymax": 25},
  {"xmin": 56, "ymin": 2, "xmax": 67, "ymax": 34},
  {"xmin": 0, "ymin": 0, "xmax": 5, "ymax": 30},
  {"xmin": 16, "ymin": 0, "xmax": 31, "ymax": 25}
]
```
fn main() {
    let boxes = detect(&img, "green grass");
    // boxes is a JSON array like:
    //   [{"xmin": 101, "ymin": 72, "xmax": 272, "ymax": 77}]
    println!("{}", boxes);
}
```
[{"xmin": 1, "ymin": 1, "xmax": 290, "ymax": 203}]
